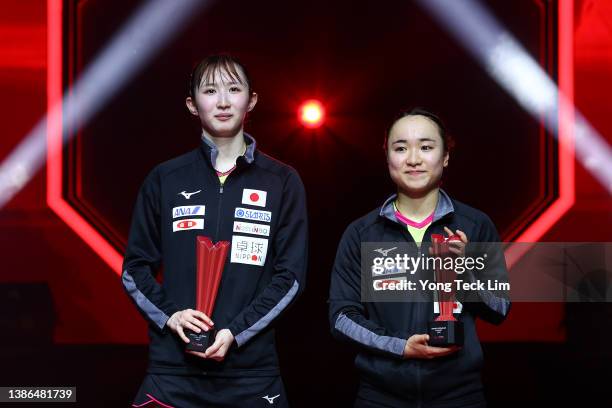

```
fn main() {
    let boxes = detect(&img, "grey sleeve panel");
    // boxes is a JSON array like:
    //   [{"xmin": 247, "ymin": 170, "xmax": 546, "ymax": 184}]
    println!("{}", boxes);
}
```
[
  {"xmin": 479, "ymin": 290, "xmax": 511, "ymax": 316},
  {"xmin": 335, "ymin": 313, "xmax": 407, "ymax": 357},
  {"xmin": 464, "ymin": 270, "xmax": 510, "ymax": 317},
  {"xmin": 122, "ymin": 269, "xmax": 170, "ymax": 330},
  {"xmin": 234, "ymin": 280, "xmax": 300, "ymax": 347}
]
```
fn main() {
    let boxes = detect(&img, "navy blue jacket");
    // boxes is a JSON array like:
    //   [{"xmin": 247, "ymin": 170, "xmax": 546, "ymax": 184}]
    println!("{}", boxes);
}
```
[
  {"xmin": 122, "ymin": 134, "xmax": 308, "ymax": 377},
  {"xmin": 329, "ymin": 190, "xmax": 510, "ymax": 406}
]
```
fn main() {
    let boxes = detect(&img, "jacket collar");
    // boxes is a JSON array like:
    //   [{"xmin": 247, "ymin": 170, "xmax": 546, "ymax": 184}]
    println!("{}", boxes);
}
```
[
  {"xmin": 200, "ymin": 132, "xmax": 256, "ymax": 168},
  {"xmin": 379, "ymin": 189, "xmax": 454, "ymax": 225}
]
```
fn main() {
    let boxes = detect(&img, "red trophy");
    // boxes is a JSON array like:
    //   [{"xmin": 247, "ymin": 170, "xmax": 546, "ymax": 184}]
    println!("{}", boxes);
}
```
[
  {"xmin": 185, "ymin": 236, "xmax": 230, "ymax": 352},
  {"xmin": 427, "ymin": 233, "xmax": 464, "ymax": 346}
]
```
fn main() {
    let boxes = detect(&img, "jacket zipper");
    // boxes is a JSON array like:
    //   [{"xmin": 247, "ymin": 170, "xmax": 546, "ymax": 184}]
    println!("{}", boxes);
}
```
[
  {"xmin": 214, "ymin": 165, "xmax": 240, "ymax": 239},
  {"xmin": 397, "ymin": 221, "xmax": 423, "ymax": 407},
  {"xmin": 416, "ymin": 360, "xmax": 422, "ymax": 408},
  {"xmin": 401, "ymin": 219, "xmax": 436, "ymax": 407},
  {"xmin": 215, "ymin": 178, "xmax": 226, "ymax": 240},
  {"xmin": 212, "ymin": 154, "xmax": 246, "ymax": 240},
  {"xmin": 393, "ymin": 214, "xmax": 451, "ymax": 406}
]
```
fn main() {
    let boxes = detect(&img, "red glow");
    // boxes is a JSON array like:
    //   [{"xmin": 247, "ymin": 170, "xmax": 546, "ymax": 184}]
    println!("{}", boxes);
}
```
[
  {"xmin": 45, "ymin": 0, "xmax": 575, "ymax": 284},
  {"xmin": 46, "ymin": 0, "xmax": 123, "ymax": 275},
  {"xmin": 505, "ymin": 0, "xmax": 575, "ymax": 270},
  {"xmin": 298, "ymin": 99, "xmax": 325, "ymax": 129},
  {"xmin": 482, "ymin": 0, "xmax": 575, "ymax": 343}
]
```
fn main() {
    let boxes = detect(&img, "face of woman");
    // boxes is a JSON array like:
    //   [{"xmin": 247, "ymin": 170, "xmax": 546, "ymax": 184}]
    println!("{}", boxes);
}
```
[
  {"xmin": 186, "ymin": 64, "xmax": 257, "ymax": 138},
  {"xmin": 386, "ymin": 115, "xmax": 449, "ymax": 196}
]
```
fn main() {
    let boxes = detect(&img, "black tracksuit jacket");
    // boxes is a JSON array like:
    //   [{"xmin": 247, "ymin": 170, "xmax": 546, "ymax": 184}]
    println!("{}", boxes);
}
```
[
  {"xmin": 329, "ymin": 190, "xmax": 510, "ymax": 407},
  {"xmin": 122, "ymin": 134, "xmax": 308, "ymax": 377}
]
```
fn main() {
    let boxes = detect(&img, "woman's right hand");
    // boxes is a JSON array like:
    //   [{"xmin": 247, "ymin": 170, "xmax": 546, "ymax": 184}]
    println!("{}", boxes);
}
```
[
  {"xmin": 166, "ymin": 309, "xmax": 214, "ymax": 343},
  {"xmin": 403, "ymin": 334, "xmax": 461, "ymax": 359}
]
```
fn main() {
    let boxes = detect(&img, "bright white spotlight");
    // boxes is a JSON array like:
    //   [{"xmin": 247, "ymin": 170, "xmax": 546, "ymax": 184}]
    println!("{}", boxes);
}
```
[
  {"xmin": 0, "ymin": 0, "xmax": 209, "ymax": 209},
  {"xmin": 416, "ymin": 0, "xmax": 612, "ymax": 194}
]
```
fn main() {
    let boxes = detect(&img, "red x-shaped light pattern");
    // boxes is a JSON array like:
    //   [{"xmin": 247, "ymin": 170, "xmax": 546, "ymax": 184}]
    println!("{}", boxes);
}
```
[{"xmin": 45, "ymin": 0, "xmax": 575, "ymax": 277}]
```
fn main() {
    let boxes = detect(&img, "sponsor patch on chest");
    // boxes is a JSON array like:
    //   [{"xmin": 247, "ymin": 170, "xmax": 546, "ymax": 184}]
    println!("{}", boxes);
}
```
[
  {"xmin": 233, "ymin": 221, "xmax": 270, "ymax": 237},
  {"xmin": 230, "ymin": 235, "xmax": 269, "ymax": 266},
  {"xmin": 234, "ymin": 207, "xmax": 272, "ymax": 223},
  {"xmin": 178, "ymin": 189, "xmax": 202, "ymax": 199},
  {"xmin": 241, "ymin": 188, "xmax": 267, "ymax": 207},
  {"xmin": 172, "ymin": 218, "xmax": 204, "ymax": 232},
  {"xmin": 172, "ymin": 205, "xmax": 205, "ymax": 218}
]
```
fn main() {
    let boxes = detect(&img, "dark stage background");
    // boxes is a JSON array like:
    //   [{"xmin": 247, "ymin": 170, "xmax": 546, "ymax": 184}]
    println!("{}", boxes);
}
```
[{"xmin": 1, "ymin": 0, "xmax": 611, "ymax": 406}]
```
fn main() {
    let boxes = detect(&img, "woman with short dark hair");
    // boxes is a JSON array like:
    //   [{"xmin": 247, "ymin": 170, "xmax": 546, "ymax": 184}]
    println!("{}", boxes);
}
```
[{"xmin": 329, "ymin": 108, "xmax": 510, "ymax": 407}]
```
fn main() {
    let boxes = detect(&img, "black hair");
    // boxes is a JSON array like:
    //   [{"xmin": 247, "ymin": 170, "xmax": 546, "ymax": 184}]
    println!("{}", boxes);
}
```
[
  {"xmin": 383, "ymin": 107, "xmax": 454, "ymax": 152},
  {"xmin": 188, "ymin": 54, "xmax": 254, "ymax": 99}
]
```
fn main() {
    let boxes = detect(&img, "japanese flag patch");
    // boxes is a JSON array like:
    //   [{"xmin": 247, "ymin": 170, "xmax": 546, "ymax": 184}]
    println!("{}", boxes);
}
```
[
  {"xmin": 242, "ymin": 189, "xmax": 267, "ymax": 207},
  {"xmin": 230, "ymin": 235, "xmax": 269, "ymax": 266}
]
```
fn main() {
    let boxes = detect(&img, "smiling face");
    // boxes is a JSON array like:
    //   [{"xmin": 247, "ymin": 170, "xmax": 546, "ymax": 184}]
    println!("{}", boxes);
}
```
[
  {"xmin": 386, "ymin": 115, "xmax": 449, "ymax": 197},
  {"xmin": 185, "ymin": 63, "xmax": 257, "ymax": 138}
]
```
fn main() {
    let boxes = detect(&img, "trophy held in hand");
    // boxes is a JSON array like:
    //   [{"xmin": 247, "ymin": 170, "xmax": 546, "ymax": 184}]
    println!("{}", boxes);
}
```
[
  {"xmin": 185, "ymin": 236, "xmax": 230, "ymax": 352},
  {"xmin": 427, "ymin": 233, "xmax": 464, "ymax": 347}
]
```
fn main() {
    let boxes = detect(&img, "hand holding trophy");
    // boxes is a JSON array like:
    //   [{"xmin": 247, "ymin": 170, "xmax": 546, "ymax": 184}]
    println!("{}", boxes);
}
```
[
  {"xmin": 427, "ymin": 233, "xmax": 464, "ymax": 347},
  {"xmin": 185, "ymin": 236, "xmax": 230, "ymax": 352}
]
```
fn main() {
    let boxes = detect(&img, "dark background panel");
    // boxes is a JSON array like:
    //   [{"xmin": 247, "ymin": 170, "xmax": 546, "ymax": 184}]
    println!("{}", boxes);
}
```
[{"xmin": 75, "ymin": 0, "xmax": 547, "ymax": 244}]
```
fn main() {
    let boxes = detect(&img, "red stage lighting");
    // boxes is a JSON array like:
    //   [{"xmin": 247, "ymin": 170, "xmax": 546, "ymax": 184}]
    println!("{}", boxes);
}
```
[{"xmin": 298, "ymin": 99, "xmax": 325, "ymax": 129}]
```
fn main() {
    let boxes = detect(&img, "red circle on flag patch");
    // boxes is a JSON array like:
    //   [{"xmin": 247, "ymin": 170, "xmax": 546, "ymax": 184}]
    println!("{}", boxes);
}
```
[
  {"xmin": 250, "ymin": 193, "xmax": 259, "ymax": 202},
  {"xmin": 251, "ymin": 255, "xmax": 258, "ymax": 261}
]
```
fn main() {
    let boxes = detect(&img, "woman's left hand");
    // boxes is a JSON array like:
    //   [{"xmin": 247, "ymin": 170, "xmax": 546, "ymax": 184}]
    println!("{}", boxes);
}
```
[{"xmin": 444, "ymin": 226, "xmax": 468, "ymax": 257}]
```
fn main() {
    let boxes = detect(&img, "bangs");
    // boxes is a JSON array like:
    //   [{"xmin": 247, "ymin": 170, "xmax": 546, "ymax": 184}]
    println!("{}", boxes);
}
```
[
  {"xmin": 190, "ymin": 55, "xmax": 251, "ymax": 97},
  {"xmin": 201, "ymin": 60, "xmax": 245, "ymax": 87}
]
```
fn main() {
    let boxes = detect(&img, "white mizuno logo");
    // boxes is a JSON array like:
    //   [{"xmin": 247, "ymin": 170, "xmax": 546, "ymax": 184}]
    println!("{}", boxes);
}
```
[
  {"xmin": 262, "ymin": 394, "xmax": 280, "ymax": 404},
  {"xmin": 374, "ymin": 247, "xmax": 397, "ymax": 256},
  {"xmin": 178, "ymin": 190, "xmax": 201, "ymax": 199}
]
